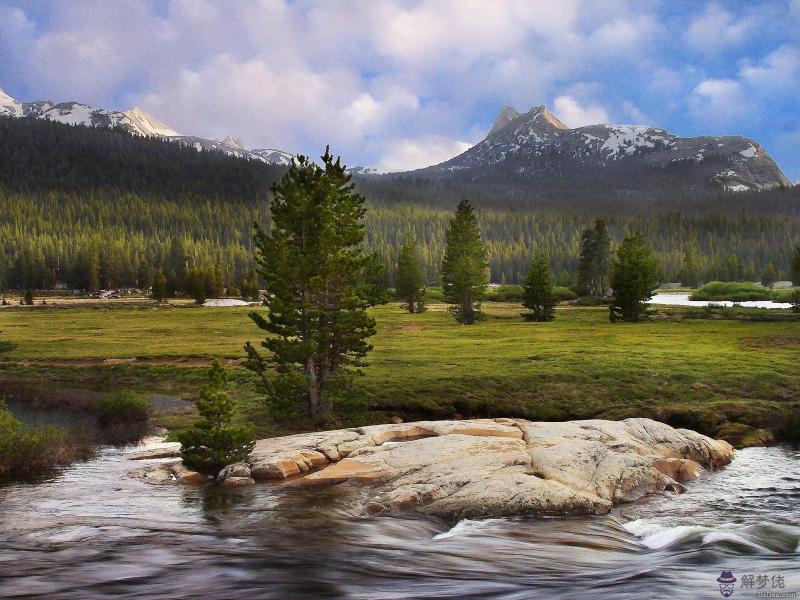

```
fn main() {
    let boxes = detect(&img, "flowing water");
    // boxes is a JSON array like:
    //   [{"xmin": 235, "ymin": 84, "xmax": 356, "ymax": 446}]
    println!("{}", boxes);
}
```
[{"xmin": 0, "ymin": 442, "xmax": 797, "ymax": 599}]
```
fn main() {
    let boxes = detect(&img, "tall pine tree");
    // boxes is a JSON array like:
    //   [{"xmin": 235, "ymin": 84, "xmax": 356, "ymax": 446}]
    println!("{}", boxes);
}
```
[
  {"xmin": 679, "ymin": 242, "xmax": 702, "ymax": 288},
  {"xmin": 609, "ymin": 234, "xmax": 659, "ymax": 322},
  {"xmin": 522, "ymin": 253, "xmax": 555, "ymax": 322},
  {"xmin": 791, "ymin": 244, "xmax": 800, "ymax": 286},
  {"xmin": 441, "ymin": 200, "xmax": 489, "ymax": 324},
  {"xmin": 395, "ymin": 233, "xmax": 426, "ymax": 313},
  {"xmin": 245, "ymin": 149, "xmax": 376, "ymax": 421},
  {"xmin": 577, "ymin": 218, "xmax": 611, "ymax": 296}
]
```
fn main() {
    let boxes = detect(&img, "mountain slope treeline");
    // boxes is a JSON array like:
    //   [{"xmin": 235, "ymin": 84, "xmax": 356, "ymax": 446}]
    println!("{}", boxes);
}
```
[{"xmin": 0, "ymin": 116, "xmax": 798, "ymax": 291}]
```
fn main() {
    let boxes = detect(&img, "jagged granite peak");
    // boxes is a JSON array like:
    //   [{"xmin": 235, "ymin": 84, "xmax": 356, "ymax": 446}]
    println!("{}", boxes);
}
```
[
  {"xmin": 488, "ymin": 105, "xmax": 568, "ymax": 138},
  {"xmin": 0, "ymin": 87, "xmax": 293, "ymax": 166},
  {"xmin": 221, "ymin": 135, "xmax": 246, "ymax": 149},
  {"xmin": 413, "ymin": 104, "xmax": 790, "ymax": 194},
  {"xmin": 123, "ymin": 107, "xmax": 182, "ymax": 137},
  {"xmin": 488, "ymin": 106, "xmax": 521, "ymax": 135}
]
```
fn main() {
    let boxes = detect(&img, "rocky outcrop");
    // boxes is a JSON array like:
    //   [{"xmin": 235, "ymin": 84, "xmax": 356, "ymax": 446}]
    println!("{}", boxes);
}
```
[{"xmin": 231, "ymin": 418, "xmax": 733, "ymax": 519}]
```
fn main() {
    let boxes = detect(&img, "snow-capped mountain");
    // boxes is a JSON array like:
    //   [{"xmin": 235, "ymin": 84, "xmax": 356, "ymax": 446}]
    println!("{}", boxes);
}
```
[
  {"xmin": 0, "ymin": 88, "xmax": 293, "ymax": 166},
  {"xmin": 414, "ymin": 105, "xmax": 790, "ymax": 193}
]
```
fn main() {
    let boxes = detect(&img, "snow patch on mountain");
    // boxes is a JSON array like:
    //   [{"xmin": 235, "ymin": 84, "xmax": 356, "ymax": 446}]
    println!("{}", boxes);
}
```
[
  {"xmin": 739, "ymin": 144, "xmax": 757, "ymax": 158},
  {"xmin": 250, "ymin": 148, "xmax": 294, "ymax": 165},
  {"xmin": 421, "ymin": 104, "xmax": 790, "ymax": 193},
  {"xmin": 0, "ymin": 88, "xmax": 293, "ymax": 166},
  {"xmin": 0, "ymin": 88, "xmax": 22, "ymax": 116}
]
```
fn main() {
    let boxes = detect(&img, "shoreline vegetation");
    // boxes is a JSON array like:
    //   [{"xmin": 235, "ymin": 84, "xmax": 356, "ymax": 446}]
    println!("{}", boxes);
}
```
[
  {"xmin": 689, "ymin": 281, "xmax": 798, "ymax": 303},
  {"xmin": 0, "ymin": 386, "xmax": 151, "ymax": 481},
  {"xmin": 0, "ymin": 299, "xmax": 798, "ymax": 458}
]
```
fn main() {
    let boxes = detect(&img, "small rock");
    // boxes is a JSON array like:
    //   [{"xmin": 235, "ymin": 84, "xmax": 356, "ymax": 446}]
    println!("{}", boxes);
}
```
[
  {"xmin": 127, "ymin": 444, "xmax": 182, "ymax": 460},
  {"xmin": 251, "ymin": 457, "xmax": 302, "ymax": 480},
  {"xmin": 223, "ymin": 477, "xmax": 255, "ymax": 487},
  {"xmin": 171, "ymin": 463, "xmax": 208, "ymax": 484},
  {"xmin": 218, "ymin": 462, "xmax": 252, "ymax": 480}
]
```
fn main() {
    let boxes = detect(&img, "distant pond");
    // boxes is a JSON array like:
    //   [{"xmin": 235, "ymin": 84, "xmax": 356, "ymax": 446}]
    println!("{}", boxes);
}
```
[{"xmin": 649, "ymin": 293, "xmax": 792, "ymax": 310}]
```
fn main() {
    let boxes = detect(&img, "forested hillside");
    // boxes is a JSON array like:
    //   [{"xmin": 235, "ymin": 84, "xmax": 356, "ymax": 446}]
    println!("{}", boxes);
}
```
[{"xmin": 0, "ymin": 116, "xmax": 798, "ymax": 291}]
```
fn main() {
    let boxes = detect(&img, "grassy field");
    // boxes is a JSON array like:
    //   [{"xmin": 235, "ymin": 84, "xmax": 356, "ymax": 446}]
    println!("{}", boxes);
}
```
[{"xmin": 0, "ymin": 301, "xmax": 798, "ymax": 446}]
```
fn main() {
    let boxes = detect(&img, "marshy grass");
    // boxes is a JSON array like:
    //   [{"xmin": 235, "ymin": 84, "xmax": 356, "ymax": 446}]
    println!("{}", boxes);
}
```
[
  {"xmin": 0, "ymin": 302, "xmax": 797, "ymax": 447},
  {"xmin": 0, "ymin": 400, "xmax": 94, "ymax": 481},
  {"xmin": 690, "ymin": 281, "xmax": 785, "ymax": 302}
]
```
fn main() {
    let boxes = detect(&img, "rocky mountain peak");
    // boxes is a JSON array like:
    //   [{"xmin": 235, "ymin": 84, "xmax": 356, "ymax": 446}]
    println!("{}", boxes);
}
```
[
  {"xmin": 488, "ymin": 106, "xmax": 522, "ymax": 135},
  {"xmin": 222, "ymin": 136, "xmax": 246, "ymax": 149},
  {"xmin": 526, "ymin": 105, "xmax": 568, "ymax": 131},
  {"xmin": 123, "ymin": 107, "xmax": 182, "ymax": 138},
  {"xmin": 487, "ymin": 104, "xmax": 568, "ymax": 138}
]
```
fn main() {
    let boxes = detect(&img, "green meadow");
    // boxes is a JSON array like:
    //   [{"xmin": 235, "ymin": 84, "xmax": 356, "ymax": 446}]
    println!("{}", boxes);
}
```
[{"xmin": 0, "ymin": 301, "xmax": 798, "ymax": 446}]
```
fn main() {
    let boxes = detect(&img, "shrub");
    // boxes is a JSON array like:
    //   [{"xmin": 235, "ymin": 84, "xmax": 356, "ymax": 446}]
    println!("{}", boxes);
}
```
[
  {"xmin": 777, "ymin": 405, "xmax": 800, "ymax": 446},
  {"xmin": 788, "ymin": 289, "xmax": 800, "ymax": 313},
  {"xmin": 690, "ymin": 281, "xmax": 774, "ymax": 302},
  {"xmin": 425, "ymin": 286, "xmax": 444, "ymax": 301},
  {"xmin": 551, "ymin": 286, "xmax": 578, "ymax": 302},
  {"xmin": 486, "ymin": 284, "xmax": 525, "ymax": 302},
  {"xmin": 95, "ymin": 390, "xmax": 150, "ymax": 428},
  {"xmin": 0, "ymin": 400, "xmax": 93, "ymax": 480},
  {"xmin": 175, "ymin": 362, "xmax": 255, "ymax": 477}
]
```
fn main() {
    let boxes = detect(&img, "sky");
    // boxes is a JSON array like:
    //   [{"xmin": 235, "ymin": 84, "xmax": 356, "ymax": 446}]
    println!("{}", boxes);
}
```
[{"xmin": 1, "ymin": 0, "xmax": 799, "ymax": 179}]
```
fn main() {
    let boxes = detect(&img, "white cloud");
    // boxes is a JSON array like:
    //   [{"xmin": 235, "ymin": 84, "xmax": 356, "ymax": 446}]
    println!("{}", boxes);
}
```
[
  {"xmin": 621, "ymin": 101, "xmax": 652, "ymax": 126},
  {"xmin": 0, "ymin": 0, "xmax": 796, "ymax": 178},
  {"xmin": 689, "ymin": 79, "xmax": 747, "ymax": 127},
  {"xmin": 377, "ymin": 136, "xmax": 473, "ymax": 172},
  {"xmin": 686, "ymin": 2, "xmax": 754, "ymax": 55},
  {"xmin": 553, "ymin": 95, "xmax": 609, "ymax": 127},
  {"xmin": 740, "ymin": 44, "xmax": 800, "ymax": 90}
]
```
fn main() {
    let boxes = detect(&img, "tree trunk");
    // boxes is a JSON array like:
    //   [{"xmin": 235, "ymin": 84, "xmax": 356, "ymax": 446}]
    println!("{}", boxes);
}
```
[{"xmin": 306, "ymin": 356, "xmax": 319, "ymax": 416}]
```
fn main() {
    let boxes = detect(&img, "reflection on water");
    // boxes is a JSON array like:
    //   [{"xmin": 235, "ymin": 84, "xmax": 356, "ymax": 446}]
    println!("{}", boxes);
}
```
[{"xmin": 0, "ymin": 442, "xmax": 798, "ymax": 599}]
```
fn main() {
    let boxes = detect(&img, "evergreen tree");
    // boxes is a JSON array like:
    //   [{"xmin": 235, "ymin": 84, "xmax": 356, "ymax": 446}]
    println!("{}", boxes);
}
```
[
  {"xmin": 395, "ymin": 233, "xmax": 426, "ymax": 313},
  {"xmin": 175, "ymin": 361, "xmax": 255, "ymax": 478},
  {"xmin": 761, "ymin": 261, "xmax": 780, "ymax": 287},
  {"xmin": 186, "ymin": 268, "xmax": 207, "ymax": 304},
  {"xmin": 577, "ymin": 218, "xmax": 611, "ymax": 296},
  {"xmin": 679, "ymin": 242, "xmax": 702, "ymax": 287},
  {"xmin": 23, "ymin": 289, "xmax": 33, "ymax": 306},
  {"xmin": 204, "ymin": 268, "xmax": 225, "ymax": 299},
  {"xmin": 441, "ymin": 200, "xmax": 489, "ymax": 324},
  {"xmin": 245, "ymin": 149, "xmax": 376, "ymax": 421},
  {"xmin": 789, "ymin": 289, "xmax": 800, "ymax": 314},
  {"xmin": 609, "ymin": 234, "xmax": 659, "ymax": 322},
  {"xmin": 522, "ymin": 253, "xmax": 555, "ymax": 322},
  {"xmin": 240, "ymin": 271, "xmax": 260, "ymax": 301},
  {"xmin": 363, "ymin": 253, "xmax": 390, "ymax": 306},
  {"xmin": 151, "ymin": 269, "xmax": 167, "ymax": 301},
  {"xmin": 791, "ymin": 244, "xmax": 800, "ymax": 286}
]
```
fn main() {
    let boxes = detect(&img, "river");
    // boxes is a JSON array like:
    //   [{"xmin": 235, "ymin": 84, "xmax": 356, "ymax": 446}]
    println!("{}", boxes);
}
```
[{"xmin": 0, "ymin": 439, "xmax": 797, "ymax": 599}]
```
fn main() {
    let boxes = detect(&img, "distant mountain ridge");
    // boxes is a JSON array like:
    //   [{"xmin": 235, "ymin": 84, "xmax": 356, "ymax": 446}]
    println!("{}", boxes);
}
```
[
  {"xmin": 0, "ymin": 88, "xmax": 293, "ymax": 166},
  {"xmin": 0, "ymin": 87, "xmax": 792, "ymax": 194},
  {"xmin": 409, "ymin": 105, "xmax": 790, "ymax": 194}
]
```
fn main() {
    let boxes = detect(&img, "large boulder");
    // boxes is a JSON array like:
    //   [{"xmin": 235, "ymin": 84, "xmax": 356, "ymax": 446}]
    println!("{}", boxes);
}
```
[{"xmin": 238, "ymin": 417, "xmax": 733, "ymax": 519}]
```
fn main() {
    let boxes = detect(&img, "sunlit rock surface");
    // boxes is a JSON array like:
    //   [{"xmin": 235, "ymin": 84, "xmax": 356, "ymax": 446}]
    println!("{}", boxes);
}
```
[{"xmin": 235, "ymin": 418, "xmax": 733, "ymax": 519}]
